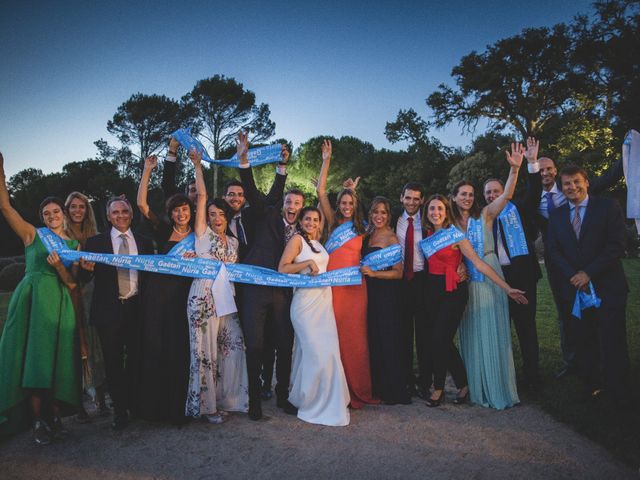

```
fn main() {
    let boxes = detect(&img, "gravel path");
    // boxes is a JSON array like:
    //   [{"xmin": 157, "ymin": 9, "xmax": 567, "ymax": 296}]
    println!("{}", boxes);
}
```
[{"xmin": 1, "ymin": 394, "xmax": 635, "ymax": 480}]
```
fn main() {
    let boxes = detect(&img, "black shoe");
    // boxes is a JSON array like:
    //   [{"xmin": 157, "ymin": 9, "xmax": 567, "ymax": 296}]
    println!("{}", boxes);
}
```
[
  {"xmin": 111, "ymin": 413, "xmax": 129, "ymax": 431},
  {"xmin": 260, "ymin": 388, "xmax": 273, "ymax": 401},
  {"xmin": 406, "ymin": 384, "xmax": 419, "ymax": 398},
  {"xmin": 277, "ymin": 399, "xmax": 298, "ymax": 415},
  {"xmin": 426, "ymin": 390, "xmax": 445, "ymax": 408},
  {"xmin": 52, "ymin": 416, "xmax": 70, "ymax": 440},
  {"xmin": 248, "ymin": 402, "xmax": 263, "ymax": 421}
]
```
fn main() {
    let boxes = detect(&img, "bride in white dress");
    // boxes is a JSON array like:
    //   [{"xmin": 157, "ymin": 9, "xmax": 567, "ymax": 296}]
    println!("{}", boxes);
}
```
[{"xmin": 278, "ymin": 206, "xmax": 350, "ymax": 426}]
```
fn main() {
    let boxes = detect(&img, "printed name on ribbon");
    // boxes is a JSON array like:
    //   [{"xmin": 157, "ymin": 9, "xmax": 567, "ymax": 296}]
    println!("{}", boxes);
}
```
[
  {"xmin": 167, "ymin": 233, "xmax": 195, "ymax": 256},
  {"xmin": 497, "ymin": 202, "xmax": 529, "ymax": 258},
  {"xmin": 571, "ymin": 282, "xmax": 602, "ymax": 319},
  {"xmin": 37, "ymin": 229, "xmax": 401, "ymax": 288},
  {"xmin": 419, "ymin": 226, "xmax": 465, "ymax": 259},
  {"xmin": 171, "ymin": 129, "xmax": 282, "ymax": 167},
  {"xmin": 325, "ymin": 221, "xmax": 358, "ymax": 254},
  {"xmin": 465, "ymin": 217, "xmax": 485, "ymax": 282}
]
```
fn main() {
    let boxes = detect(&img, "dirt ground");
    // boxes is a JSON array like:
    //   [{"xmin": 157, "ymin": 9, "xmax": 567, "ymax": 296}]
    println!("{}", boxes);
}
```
[{"xmin": 1, "ymin": 391, "xmax": 636, "ymax": 480}]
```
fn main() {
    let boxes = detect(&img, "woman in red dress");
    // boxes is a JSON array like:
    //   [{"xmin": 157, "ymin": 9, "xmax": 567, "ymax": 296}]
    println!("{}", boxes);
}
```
[{"xmin": 316, "ymin": 139, "xmax": 378, "ymax": 408}]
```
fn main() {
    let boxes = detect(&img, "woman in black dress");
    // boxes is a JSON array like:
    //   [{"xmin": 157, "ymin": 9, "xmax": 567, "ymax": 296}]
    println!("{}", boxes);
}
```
[
  {"xmin": 360, "ymin": 197, "xmax": 410, "ymax": 405},
  {"xmin": 136, "ymin": 154, "xmax": 194, "ymax": 423}
]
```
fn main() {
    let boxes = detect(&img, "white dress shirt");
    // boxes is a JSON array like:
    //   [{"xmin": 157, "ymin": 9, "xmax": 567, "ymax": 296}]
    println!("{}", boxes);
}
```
[
  {"xmin": 110, "ymin": 227, "xmax": 139, "ymax": 298},
  {"xmin": 396, "ymin": 210, "xmax": 425, "ymax": 273}
]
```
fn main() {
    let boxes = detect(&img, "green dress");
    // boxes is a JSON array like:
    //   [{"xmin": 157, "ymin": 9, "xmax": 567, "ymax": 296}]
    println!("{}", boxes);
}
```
[{"xmin": 0, "ymin": 234, "xmax": 80, "ymax": 436}]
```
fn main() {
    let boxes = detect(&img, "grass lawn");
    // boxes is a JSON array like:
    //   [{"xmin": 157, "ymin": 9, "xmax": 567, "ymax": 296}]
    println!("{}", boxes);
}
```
[
  {"xmin": 512, "ymin": 259, "xmax": 640, "ymax": 467},
  {"xmin": 0, "ymin": 262, "xmax": 638, "ymax": 465}
]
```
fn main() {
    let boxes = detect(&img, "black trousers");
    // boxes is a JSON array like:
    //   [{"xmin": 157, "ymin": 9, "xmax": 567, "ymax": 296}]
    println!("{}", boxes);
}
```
[
  {"xmin": 399, "ymin": 270, "xmax": 431, "ymax": 390},
  {"xmin": 240, "ymin": 284, "xmax": 293, "ymax": 404},
  {"xmin": 502, "ymin": 264, "xmax": 540, "ymax": 384},
  {"xmin": 427, "ymin": 275, "xmax": 468, "ymax": 390},
  {"xmin": 96, "ymin": 297, "xmax": 142, "ymax": 417},
  {"xmin": 544, "ymin": 255, "xmax": 576, "ymax": 367}
]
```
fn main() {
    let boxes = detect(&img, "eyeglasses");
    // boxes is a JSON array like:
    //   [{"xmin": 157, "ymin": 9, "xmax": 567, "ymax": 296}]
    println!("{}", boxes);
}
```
[{"xmin": 225, "ymin": 192, "xmax": 244, "ymax": 198}]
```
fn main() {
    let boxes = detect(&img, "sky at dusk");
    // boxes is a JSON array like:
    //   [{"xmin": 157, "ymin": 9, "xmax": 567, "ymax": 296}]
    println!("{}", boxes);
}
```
[{"xmin": 0, "ymin": 0, "xmax": 594, "ymax": 178}]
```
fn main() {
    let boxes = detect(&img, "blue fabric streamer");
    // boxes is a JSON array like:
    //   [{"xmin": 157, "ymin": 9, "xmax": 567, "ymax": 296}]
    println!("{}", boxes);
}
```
[
  {"xmin": 571, "ymin": 282, "xmax": 602, "ymax": 319},
  {"xmin": 37, "ymin": 228, "xmax": 401, "ymax": 288},
  {"xmin": 464, "ymin": 217, "xmax": 485, "ymax": 282},
  {"xmin": 167, "ymin": 233, "xmax": 195, "ymax": 256},
  {"xmin": 419, "ymin": 225, "xmax": 465, "ymax": 259},
  {"xmin": 36, "ymin": 228, "xmax": 74, "ymax": 268},
  {"xmin": 171, "ymin": 128, "xmax": 282, "ymax": 167},
  {"xmin": 497, "ymin": 202, "xmax": 529, "ymax": 258},
  {"xmin": 324, "ymin": 221, "xmax": 358, "ymax": 254}
]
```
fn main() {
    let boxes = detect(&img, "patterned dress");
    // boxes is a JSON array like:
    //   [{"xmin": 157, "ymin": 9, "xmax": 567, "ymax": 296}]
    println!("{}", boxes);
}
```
[{"xmin": 185, "ymin": 228, "xmax": 248, "ymax": 416}]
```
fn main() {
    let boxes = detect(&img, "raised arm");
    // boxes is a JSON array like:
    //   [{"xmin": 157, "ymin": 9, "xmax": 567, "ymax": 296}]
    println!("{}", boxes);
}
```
[
  {"xmin": 237, "ymin": 132, "xmax": 266, "ymax": 212},
  {"xmin": 590, "ymin": 156, "xmax": 624, "ymax": 195},
  {"xmin": 278, "ymin": 235, "xmax": 319, "ymax": 275},
  {"xmin": 0, "ymin": 152, "xmax": 36, "ymax": 245},
  {"xmin": 264, "ymin": 144, "xmax": 290, "ymax": 207},
  {"xmin": 316, "ymin": 139, "xmax": 336, "ymax": 228},
  {"xmin": 520, "ymin": 137, "xmax": 543, "ymax": 212},
  {"xmin": 190, "ymin": 148, "xmax": 208, "ymax": 237},
  {"xmin": 161, "ymin": 136, "xmax": 180, "ymax": 197},
  {"xmin": 485, "ymin": 142, "xmax": 525, "ymax": 221},
  {"xmin": 137, "ymin": 155, "xmax": 160, "ymax": 226},
  {"xmin": 458, "ymin": 238, "xmax": 528, "ymax": 304}
]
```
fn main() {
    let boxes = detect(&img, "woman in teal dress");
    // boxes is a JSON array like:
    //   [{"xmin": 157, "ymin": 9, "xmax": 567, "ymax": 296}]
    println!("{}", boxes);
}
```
[
  {"xmin": 0, "ymin": 152, "xmax": 81, "ymax": 444},
  {"xmin": 450, "ymin": 143, "xmax": 525, "ymax": 410}
]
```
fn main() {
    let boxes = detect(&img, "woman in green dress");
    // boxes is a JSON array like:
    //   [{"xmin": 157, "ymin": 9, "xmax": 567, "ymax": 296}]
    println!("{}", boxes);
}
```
[{"xmin": 0, "ymin": 152, "xmax": 81, "ymax": 445}]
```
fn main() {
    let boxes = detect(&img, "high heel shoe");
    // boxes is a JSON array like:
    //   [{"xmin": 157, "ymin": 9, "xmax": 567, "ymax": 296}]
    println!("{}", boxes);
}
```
[
  {"xmin": 453, "ymin": 389, "xmax": 469, "ymax": 405},
  {"xmin": 425, "ymin": 390, "xmax": 445, "ymax": 407}
]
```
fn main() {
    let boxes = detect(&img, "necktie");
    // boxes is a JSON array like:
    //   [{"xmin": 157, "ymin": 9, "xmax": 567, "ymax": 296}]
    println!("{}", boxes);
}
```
[
  {"xmin": 572, "ymin": 206, "xmax": 582, "ymax": 239},
  {"xmin": 403, "ymin": 217, "xmax": 414, "ymax": 281},
  {"xmin": 285, "ymin": 223, "xmax": 296, "ymax": 243},
  {"xmin": 545, "ymin": 192, "xmax": 556, "ymax": 215},
  {"xmin": 117, "ymin": 233, "xmax": 131, "ymax": 297},
  {"xmin": 235, "ymin": 216, "xmax": 247, "ymax": 245}
]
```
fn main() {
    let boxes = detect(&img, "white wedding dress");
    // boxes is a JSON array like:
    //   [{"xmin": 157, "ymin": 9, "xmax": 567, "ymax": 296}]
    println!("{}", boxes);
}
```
[{"xmin": 288, "ymin": 237, "xmax": 350, "ymax": 426}]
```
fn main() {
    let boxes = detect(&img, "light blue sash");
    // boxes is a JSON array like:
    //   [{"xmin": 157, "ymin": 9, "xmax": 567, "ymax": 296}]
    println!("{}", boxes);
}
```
[
  {"xmin": 464, "ymin": 217, "xmax": 485, "ymax": 282},
  {"xmin": 171, "ymin": 128, "xmax": 282, "ymax": 167},
  {"xmin": 37, "ymin": 228, "xmax": 401, "ymax": 288},
  {"xmin": 419, "ymin": 225, "xmax": 465, "ymax": 259},
  {"xmin": 36, "ymin": 228, "xmax": 74, "ymax": 268},
  {"xmin": 167, "ymin": 233, "xmax": 195, "ymax": 256},
  {"xmin": 497, "ymin": 202, "xmax": 529, "ymax": 257},
  {"xmin": 571, "ymin": 282, "xmax": 602, "ymax": 319},
  {"xmin": 325, "ymin": 221, "xmax": 358, "ymax": 254}
]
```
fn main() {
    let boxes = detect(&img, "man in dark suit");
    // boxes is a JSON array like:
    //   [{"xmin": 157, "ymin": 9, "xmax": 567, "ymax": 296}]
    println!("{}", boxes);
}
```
[
  {"xmin": 391, "ymin": 182, "xmax": 430, "ymax": 398},
  {"xmin": 545, "ymin": 165, "xmax": 629, "ymax": 403},
  {"xmin": 482, "ymin": 142, "xmax": 543, "ymax": 390},
  {"xmin": 236, "ymin": 133, "xmax": 302, "ymax": 420},
  {"xmin": 80, "ymin": 196, "xmax": 154, "ymax": 429},
  {"xmin": 532, "ymin": 151, "xmax": 623, "ymax": 378}
]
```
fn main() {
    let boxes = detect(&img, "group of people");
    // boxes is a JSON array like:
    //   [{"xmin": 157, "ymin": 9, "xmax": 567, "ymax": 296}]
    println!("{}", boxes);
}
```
[{"xmin": 0, "ymin": 130, "xmax": 632, "ymax": 444}]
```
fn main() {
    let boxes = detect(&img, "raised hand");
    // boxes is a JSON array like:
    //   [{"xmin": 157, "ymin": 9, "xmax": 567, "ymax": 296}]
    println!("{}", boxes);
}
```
[
  {"xmin": 188, "ymin": 146, "xmax": 202, "ymax": 166},
  {"xmin": 236, "ymin": 131, "xmax": 249, "ymax": 161},
  {"xmin": 281, "ymin": 144, "xmax": 290, "ymax": 164},
  {"xmin": 505, "ymin": 142, "xmax": 525, "ymax": 168},
  {"xmin": 321, "ymin": 139, "xmax": 332, "ymax": 163},
  {"xmin": 524, "ymin": 137, "xmax": 539, "ymax": 163},
  {"xmin": 343, "ymin": 176, "xmax": 361, "ymax": 191},
  {"xmin": 507, "ymin": 288, "xmax": 528, "ymax": 305},
  {"xmin": 144, "ymin": 155, "xmax": 158, "ymax": 171}
]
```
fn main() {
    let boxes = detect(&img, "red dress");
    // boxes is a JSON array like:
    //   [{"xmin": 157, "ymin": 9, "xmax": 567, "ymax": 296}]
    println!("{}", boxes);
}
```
[{"xmin": 327, "ymin": 234, "xmax": 379, "ymax": 408}]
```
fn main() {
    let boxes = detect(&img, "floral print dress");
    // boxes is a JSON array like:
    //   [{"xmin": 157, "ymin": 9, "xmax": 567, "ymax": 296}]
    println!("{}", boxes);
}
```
[{"xmin": 185, "ymin": 227, "xmax": 249, "ymax": 416}]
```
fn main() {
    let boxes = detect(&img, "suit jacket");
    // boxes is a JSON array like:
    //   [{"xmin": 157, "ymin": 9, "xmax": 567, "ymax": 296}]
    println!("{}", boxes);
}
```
[
  {"xmin": 545, "ymin": 195, "xmax": 628, "ymax": 308},
  {"xmin": 535, "ymin": 157, "xmax": 624, "ymax": 238},
  {"xmin": 84, "ymin": 229, "xmax": 154, "ymax": 327},
  {"xmin": 239, "ymin": 167, "xmax": 288, "ymax": 270}
]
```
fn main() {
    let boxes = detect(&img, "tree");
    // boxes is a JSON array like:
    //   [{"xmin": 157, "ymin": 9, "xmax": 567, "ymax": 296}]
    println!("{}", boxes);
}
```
[
  {"xmin": 183, "ymin": 75, "xmax": 276, "ymax": 195},
  {"xmin": 426, "ymin": 24, "xmax": 575, "ymax": 139},
  {"xmin": 384, "ymin": 108, "xmax": 431, "ymax": 148},
  {"xmin": 106, "ymin": 93, "xmax": 187, "ymax": 165}
]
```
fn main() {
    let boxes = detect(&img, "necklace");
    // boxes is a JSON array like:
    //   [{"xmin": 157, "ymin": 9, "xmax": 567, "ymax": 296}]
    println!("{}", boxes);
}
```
[{"xmin": 173, "ymin": 225, "xmax": 192, "ymax": 236}]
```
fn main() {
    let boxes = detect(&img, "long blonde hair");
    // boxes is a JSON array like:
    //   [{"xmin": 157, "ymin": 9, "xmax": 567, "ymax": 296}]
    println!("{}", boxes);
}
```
[{"xmin": 64, "ymin": 191, "xmax": 98, "ymax": 247}]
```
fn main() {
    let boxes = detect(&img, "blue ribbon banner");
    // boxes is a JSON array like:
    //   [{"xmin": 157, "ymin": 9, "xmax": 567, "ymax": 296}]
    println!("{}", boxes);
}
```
[
  {"xmin": 464, "ymin": 217, "xmax": 485, "ymax": 282},
  {"xmin": 37, "ymin": 228, "xmax": 401, "ymax": 288},
  {"xmin": 571, "ymin": 282, "xmax": 602, "ymax": 319},
  {"xmin": 171, "ymin": 128, "xmax": 282, "ymax": 167},
  {"xmin": 324, "ymin": 221, "xmax": 358, "ymax": 254},
  {"xmin": 419, "ymin": 225, "xmax": 465, "ymax": 259},
  {"xmin": 498, "ymin": 202, "xmax": 529, "ymax": 258}
]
